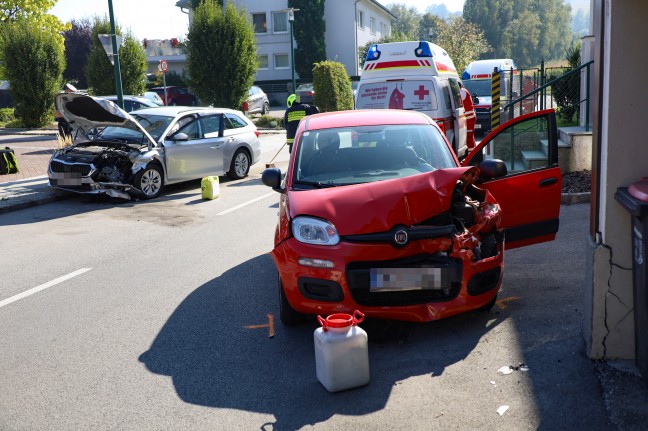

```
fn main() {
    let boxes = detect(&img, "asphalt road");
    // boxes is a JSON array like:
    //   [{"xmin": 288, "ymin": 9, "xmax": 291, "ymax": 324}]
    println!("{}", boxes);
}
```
[{"xmin": 0, "ymin": 140, "xmax": 629, "ymax": 430}]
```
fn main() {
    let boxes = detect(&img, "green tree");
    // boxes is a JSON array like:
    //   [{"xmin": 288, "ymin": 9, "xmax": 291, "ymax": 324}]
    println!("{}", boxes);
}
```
[
  {"xmin": 289, "ymin": 0, "xmax": 326, "ymax": 83},
  {"xmin": 463, "ymin": 0, "xmax": 571, "ymax": 67},
  {"xmin": 417, "ymin": 12, "xmax": 443, "ymax": 41},
  {"xmin": 0, "ymin": 0, "xmax": 65, "ymax": 32},
  {"xmin": 387, "ymin": 3, "xmax": 421, "ymax": 39},
  {"xmin": 85, "ymin": 17, "xmax": 147, "ymax": 96},
  {"xmin": 431, "ymin": 16, "xmax": 491, "ymax": 74},
  {"xmin": 312, "ymin": 60, "xmax": 353, "ymax": 112},
  {"xmin": 185, "ymin": 0, "xmax": 256, "ymax": 108},
  {"xmin": 0, "ymin": 20, "xmax": 65, "ymax": 127}
]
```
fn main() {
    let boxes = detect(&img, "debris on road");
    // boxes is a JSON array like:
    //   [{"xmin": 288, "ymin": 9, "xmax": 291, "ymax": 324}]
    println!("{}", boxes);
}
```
[{"xmin": 497, "ymin": 405, "xmax": 510, "ymax": 416}]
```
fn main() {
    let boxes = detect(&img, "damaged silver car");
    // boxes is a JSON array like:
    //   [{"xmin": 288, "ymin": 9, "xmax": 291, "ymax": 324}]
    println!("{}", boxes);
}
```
[{"xmin": 48, "ymin": 93, "xmax": 261, "ymax": 200}]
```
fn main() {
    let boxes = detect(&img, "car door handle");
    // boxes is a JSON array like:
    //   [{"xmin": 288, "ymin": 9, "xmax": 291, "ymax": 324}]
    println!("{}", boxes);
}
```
[
  {"xmin": 539, "ymin": 177, "xmax": 558, "ymax": 187},
  {"xmin": 209, "ymin": 145, "xmax": 222, "ymax": 149}
]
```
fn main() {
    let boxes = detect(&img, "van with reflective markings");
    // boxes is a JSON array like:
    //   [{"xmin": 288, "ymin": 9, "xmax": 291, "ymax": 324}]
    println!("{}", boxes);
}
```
[{"xmin": 355, "ymin": 41, "xmax": 468, "ymax": 157}]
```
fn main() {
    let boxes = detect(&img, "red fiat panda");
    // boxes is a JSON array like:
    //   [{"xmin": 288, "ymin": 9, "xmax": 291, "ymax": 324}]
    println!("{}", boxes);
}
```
[{"xmin": 262, "ymin": 109, "xmax": 561, "ymax": 324}]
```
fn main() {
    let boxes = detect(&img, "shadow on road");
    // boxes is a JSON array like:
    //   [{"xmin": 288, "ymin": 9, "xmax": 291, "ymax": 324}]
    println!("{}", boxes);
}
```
[{"xmin": 138, "ymin": 253, "xmax": 503, "ymax": 430}]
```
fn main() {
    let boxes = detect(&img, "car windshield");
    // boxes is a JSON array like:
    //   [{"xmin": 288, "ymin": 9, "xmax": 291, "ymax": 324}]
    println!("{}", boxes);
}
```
[
  {"xmin": 131, "ymin": 113, "xmax": 175, "ymax": 141},
  {"xmin": 293, "ymin": 125, "xmax": 456, "ymax": 188},
  {"xmin": 462, "ymin": 79, "xmax": 492, "ymax": 97}
]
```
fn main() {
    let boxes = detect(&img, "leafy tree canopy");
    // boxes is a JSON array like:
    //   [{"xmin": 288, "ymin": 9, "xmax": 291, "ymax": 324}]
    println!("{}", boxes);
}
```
[
  {"xmin": 185, "ymin": 0, "xmax": 257, "ymax": 108},
  {"xmin": 0, "ymin": 19, "xmax": 65, "ymax": 127},
  {"xmin": 463, "ymin": 0, "xmax": 571, "ymax": 67},
  {"xmin": 289, "ymin": 0, "xmax": 326, "ymax": 83},
  {"xmin": 63, "ymin": 19, "xmax": 92, "ymax": 88},
  {"xmin": 0, "ymin": 0, "xmax": 66, "ymax": 32},
  {"xmin": 386, "ymin": 3, "xmax": 421, "ymax": 39},
  {"xmin": 430, "ymin": 16, "xmax": 491, "ymax": 74},
  {"xmin": 85, "ymin": 17, "xmax": 147, "ymax": 96}
]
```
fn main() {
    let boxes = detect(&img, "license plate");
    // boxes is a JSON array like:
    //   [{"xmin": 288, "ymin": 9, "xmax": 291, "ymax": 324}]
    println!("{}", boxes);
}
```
[
  {"xmin": 50, "ymin": 172, "xmax": 82, "ymax": 186},
  {"xmin": 370, "ymin": 267, "xmax": 448, "ymax": 292},
  {"xmin": 475, "ymin": 124, "xmax": 482, "ymax": 129}
]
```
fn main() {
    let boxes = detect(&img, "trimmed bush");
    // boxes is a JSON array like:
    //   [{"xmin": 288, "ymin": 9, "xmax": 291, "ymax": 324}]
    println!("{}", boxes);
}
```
[{"xmin": 312, "ymin": 61, "xmax": 354, "ymax": 113}]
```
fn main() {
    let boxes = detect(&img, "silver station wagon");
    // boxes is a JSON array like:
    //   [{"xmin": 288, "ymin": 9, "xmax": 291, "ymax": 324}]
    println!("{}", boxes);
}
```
[{"xmin": 49, "ymin": 93, "xmax": 261, "ymax": 199}]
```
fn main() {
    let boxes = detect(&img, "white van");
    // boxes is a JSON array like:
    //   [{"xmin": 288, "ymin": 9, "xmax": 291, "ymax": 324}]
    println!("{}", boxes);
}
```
[
  {"xmin": 461, "ymin": 59, "xmax": 518, "ymax": 135},
  {"xmin": 355, "ymin": 41, "xmax": 467, "ymax": 157}
]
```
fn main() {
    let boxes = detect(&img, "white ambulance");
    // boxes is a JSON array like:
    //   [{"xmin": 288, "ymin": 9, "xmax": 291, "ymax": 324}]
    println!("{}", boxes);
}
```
[
  {"xmin": 355, "ymin": 41, "xmax": 467, "ymax": 157},
  {"xmin": 461, "ymin": 59, "xmax": 518, "ymax": 135}
]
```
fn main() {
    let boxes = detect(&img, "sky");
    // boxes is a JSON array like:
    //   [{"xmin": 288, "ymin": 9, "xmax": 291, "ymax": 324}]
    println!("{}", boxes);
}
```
[{"xmin": 48, "ymin": 0, "xmax": 587, "ymax": 41}]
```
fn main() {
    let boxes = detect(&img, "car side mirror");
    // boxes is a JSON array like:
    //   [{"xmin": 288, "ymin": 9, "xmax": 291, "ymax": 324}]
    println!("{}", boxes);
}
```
[
  {"xmin": 472, "ymin": 95, "xmax": 479, "ymax": 104},
  {"xmin": 262, "ymin": 168, "xmax": 284, "ymax": 193},
  {"xmin": 171, "ymin": 132, "xmax": 189, "ymax": 141},
  {"xmin": 478, "ymin": 159, "xmax": 508, "ymax": 180}
]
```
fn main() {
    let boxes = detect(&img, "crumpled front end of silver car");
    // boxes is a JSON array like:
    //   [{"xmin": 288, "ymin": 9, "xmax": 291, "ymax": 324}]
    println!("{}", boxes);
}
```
[{"xmin": 48, "ymin": 143, "xmax": 157, "ymax": 200}]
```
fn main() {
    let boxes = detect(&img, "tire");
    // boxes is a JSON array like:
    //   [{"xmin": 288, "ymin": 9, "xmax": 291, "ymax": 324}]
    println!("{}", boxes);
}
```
[
  {"xmin": 226, "ymin": 148, "xmax": 251, "ymax": 180},
  {"xmin": 133, "ymin": 163, "xmax": 164, "ymax": 199},
  {"xmin": 261, "ymin": 101, "xmax": 270, "ymax": 115},
  {"xmin": 278, "ymin": 274, "xmax": 305, "ymax": 325}
]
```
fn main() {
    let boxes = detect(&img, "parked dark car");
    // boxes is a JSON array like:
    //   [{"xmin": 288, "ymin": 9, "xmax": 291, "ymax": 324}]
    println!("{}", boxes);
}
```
[
  {"xmin": 98, "ymin": 95, "xmax": 160, "ymax": 112},
  {"xmin": 151, "ymin": 86, "xmax": 198, "ymax": 106},
  {"xmin": 295, "ymin": 83, "xmax": 314, "ymax": 104}
]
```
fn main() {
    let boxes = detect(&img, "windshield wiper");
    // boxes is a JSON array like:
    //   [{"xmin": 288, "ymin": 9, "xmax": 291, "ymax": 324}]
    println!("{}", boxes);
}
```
[{"xmin": 294, "ymin": 180, "xmax": 338, "ymax": 188}]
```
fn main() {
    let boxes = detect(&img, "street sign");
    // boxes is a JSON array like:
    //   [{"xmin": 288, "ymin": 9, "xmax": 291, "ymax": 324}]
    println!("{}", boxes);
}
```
[
  {"xmin": 159, "ymin": 60, "xmax": 169, "ymax": 73},
  {"xmin": 98, "ymin": 34, "xmax": 122, "ymax": 66}
]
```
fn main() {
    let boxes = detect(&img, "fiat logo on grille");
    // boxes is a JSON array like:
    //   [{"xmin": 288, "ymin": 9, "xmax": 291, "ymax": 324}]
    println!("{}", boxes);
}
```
[{"xmin": 394, "ymin": 229, "xmax": 409, "ymax": 246}]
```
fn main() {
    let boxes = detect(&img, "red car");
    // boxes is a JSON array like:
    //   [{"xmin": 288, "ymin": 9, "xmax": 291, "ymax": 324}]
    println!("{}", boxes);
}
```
[
  {"xmin": 151, "ymin": 86, "xmax": 198, "ymax": 106},
  {"xmin": 262, "ymin": 109, "xmax": 561, "ymax": 324}
]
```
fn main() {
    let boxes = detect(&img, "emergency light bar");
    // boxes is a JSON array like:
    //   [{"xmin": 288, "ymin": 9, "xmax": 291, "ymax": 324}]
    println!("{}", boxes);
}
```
[
  {"xmin": 414, "ymin": 41, "xmax": 433, "ymax": 58},
  {"xmin": 365, "ymin": 45, "xmax": 381, "ymax": 61}
]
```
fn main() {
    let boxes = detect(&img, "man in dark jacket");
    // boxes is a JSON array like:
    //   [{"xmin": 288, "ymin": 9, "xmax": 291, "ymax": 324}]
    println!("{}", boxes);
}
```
[{"xmin": 284, "ymin": 94, "xmax": 319, "ymax": 153}]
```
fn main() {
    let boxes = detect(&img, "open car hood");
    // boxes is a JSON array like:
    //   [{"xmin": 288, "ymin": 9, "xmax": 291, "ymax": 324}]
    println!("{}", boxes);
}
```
[
  {"xmin": 288, "ymin": 167, "xmax": 476, "ymax": 235},
  {"xmin": 54, "ymin": 93, "xmax": 157, "ymax": 150}
]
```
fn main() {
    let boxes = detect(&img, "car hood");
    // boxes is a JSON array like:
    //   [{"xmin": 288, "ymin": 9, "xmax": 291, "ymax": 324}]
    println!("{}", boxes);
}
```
[
  {"xmin": 288, "ymin": 167, "xmax": 474, "ymax": 235},
  {"xmin": 54, "ymin": 93, "xmax": 157, "ymax": 150}
]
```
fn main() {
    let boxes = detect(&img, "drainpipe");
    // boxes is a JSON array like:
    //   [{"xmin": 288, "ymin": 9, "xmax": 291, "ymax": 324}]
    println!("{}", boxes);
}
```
[{"xmin": 354, "ymin": 1, "xmax": 362, "ymax": 77}]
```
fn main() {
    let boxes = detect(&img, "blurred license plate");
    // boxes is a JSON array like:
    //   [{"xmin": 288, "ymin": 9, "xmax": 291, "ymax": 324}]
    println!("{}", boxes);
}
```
[
  {"xmin": 50, "ymin": 172, "xmax": 82, "ymax": 186},
  {"xmin": 370, "ymin": 267, "xmax": 448, "ymax": 292},
  {"xmin": 475, "ymin": 124, "xmax": 482, "ymax": 129}
]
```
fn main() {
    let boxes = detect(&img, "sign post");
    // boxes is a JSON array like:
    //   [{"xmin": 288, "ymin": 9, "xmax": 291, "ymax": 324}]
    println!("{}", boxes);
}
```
[
  {"xmin": 158, "ymin": 60, "xmax": 169, "ymax": 105},
  {"xmin": 106, "ymin": 0, "xmax": 123, "ymax": 109}
]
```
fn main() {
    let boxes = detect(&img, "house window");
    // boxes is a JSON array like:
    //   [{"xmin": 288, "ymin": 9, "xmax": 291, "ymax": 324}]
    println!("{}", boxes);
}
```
[
  {"xmin": 357, "ymin": 10, "xmax": 364, "ymax": 29},
  {"xmin": 274, "ymin": 53, "xmax": 289, "ymax": 69},
  {"xmin": 272, "ymin": 11, "xmax": 288, "ymax": 33},
  {"xmin": 370, "ymin": 17, "xmax": 376, "ymax": 34},
  {"xmin": 258, "ymin": 54, "xmax": 269, "ymax": 70},
  {"xmin": 381, "ymin": 22, "xmax": 389, "ymax": 36},
  {"xmin": 252, "ymin": 13, "xmax": 267, "ymax": 33}
]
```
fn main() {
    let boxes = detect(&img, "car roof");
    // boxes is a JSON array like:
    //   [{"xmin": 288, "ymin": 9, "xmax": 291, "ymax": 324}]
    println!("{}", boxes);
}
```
[
  {"xmin": 132, "ymin": 106, "xmax": 244, "ymax": 116},
  {"xmin": 101, "ymin": 95, "xmax": 153, "ymax": 102},
  {"xmin": 303, "ymin": 109, "xmax": 435, "ymax": 130}
]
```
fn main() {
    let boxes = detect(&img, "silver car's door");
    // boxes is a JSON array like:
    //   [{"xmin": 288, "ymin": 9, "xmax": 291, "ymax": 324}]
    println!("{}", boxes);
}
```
[{"xmin": 163, "ymin": 114, "xmax": 224, "ymax": 181}]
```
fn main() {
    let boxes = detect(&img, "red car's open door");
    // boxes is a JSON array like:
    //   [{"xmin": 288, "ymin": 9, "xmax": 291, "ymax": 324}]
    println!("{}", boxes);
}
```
[{"xmin": 462, "ymin": 109, "xmax": 562, "ymax": 249}]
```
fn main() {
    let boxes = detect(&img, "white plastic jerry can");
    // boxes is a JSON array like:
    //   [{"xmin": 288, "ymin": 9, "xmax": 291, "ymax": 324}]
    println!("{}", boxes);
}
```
[
  {"xmin": 201, "ymin": 176, "xmax": 220, "ymax": 200},
  {"xmin": 314, "ymin": 310, "xmax": 370, "ymax": 392}
]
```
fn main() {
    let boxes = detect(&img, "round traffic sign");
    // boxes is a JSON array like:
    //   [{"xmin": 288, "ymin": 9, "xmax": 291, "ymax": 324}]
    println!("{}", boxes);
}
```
[{"xmin": 159, "ymin": 60, "xmax": 169, "ymax": 73}]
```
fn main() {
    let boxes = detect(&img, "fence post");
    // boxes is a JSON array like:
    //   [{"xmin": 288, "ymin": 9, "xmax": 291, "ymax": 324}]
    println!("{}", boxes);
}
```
[
  {"xmin": 491, "ymin": 67, "xmax": 500, "ymax": 131},
  {"xmin": 540, "ymin": 59, "xmax": 545, "ymax": 110},
  {"xmin": 508, "ymin": 66, "xmax": 514, "ymax": 120}
]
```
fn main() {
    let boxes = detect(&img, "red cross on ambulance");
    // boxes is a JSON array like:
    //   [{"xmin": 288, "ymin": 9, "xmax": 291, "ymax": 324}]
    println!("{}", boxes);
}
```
[{"xmin": 414, "ymin": 85, "xmax": 429, "ymax": 100}]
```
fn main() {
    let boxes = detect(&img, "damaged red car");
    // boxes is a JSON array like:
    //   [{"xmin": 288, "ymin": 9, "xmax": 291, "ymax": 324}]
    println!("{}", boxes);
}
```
[{"xmin": 262, "ymin": 109, "xmax": 561, "ymax": 324}]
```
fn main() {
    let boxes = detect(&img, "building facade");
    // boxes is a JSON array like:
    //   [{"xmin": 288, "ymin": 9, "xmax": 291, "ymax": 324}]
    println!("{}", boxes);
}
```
[{"xmin": 175, "ymin": 0, "xmax": 395, "ymax": 84}]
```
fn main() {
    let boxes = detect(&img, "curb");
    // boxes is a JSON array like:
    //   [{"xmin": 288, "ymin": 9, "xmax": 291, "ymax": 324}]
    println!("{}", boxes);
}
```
[
  {"xmin": 561, "ymin": 192, "xmax": 590, "ymax": 205},
  {"xmin": 0, "ymin": 128, "xmax": 58, "ymax": 136},
  {"xmin": 0, "ymin": 190, "xmax": 73, "ymax": 215}
]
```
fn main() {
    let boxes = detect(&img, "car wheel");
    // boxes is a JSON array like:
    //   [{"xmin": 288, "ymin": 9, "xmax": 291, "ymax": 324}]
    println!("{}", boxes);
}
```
[
  {"xmin": 227, "ymin": 148, "xmax": 251, "ymax": 180},
  {"xmin": 262, "ymin": 101, "xmax": 270, "ymax": 115},
  {"xmin": 133, "ymin": 163, "xmax": 164, "ymax": 199},
  {"xmin": 278, "ymin": 274, "xmax": 305, "ymax": 325}
]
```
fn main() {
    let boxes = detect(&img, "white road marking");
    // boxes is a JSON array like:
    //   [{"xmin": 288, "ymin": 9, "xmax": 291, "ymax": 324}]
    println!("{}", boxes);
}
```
[
  {"xmin": 0, "ymin": 268, "xmax": 92, "ymax": 309},
  {"xmin": 217, "ymin": 192, "xmax": 277, "ymax": 216}
]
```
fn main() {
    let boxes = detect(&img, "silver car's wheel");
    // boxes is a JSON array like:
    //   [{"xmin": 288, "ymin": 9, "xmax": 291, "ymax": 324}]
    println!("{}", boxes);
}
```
[
  {"xmin": 227, "ymin": 149, "xmax": 250, "ymax": 180},
  {"xmin": 134, "ymin": 163, "xmax": 164, "ymax": 199},
  {"xmin": 262, "ymin": 101, "xmax": 270, "ymax": 115}
]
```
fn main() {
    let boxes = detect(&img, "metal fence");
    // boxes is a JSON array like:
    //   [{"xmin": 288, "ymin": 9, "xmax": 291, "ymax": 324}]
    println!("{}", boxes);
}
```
[{"xmin": 501, "ymin": 60, "xmax": 594, "ymax": 131}]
